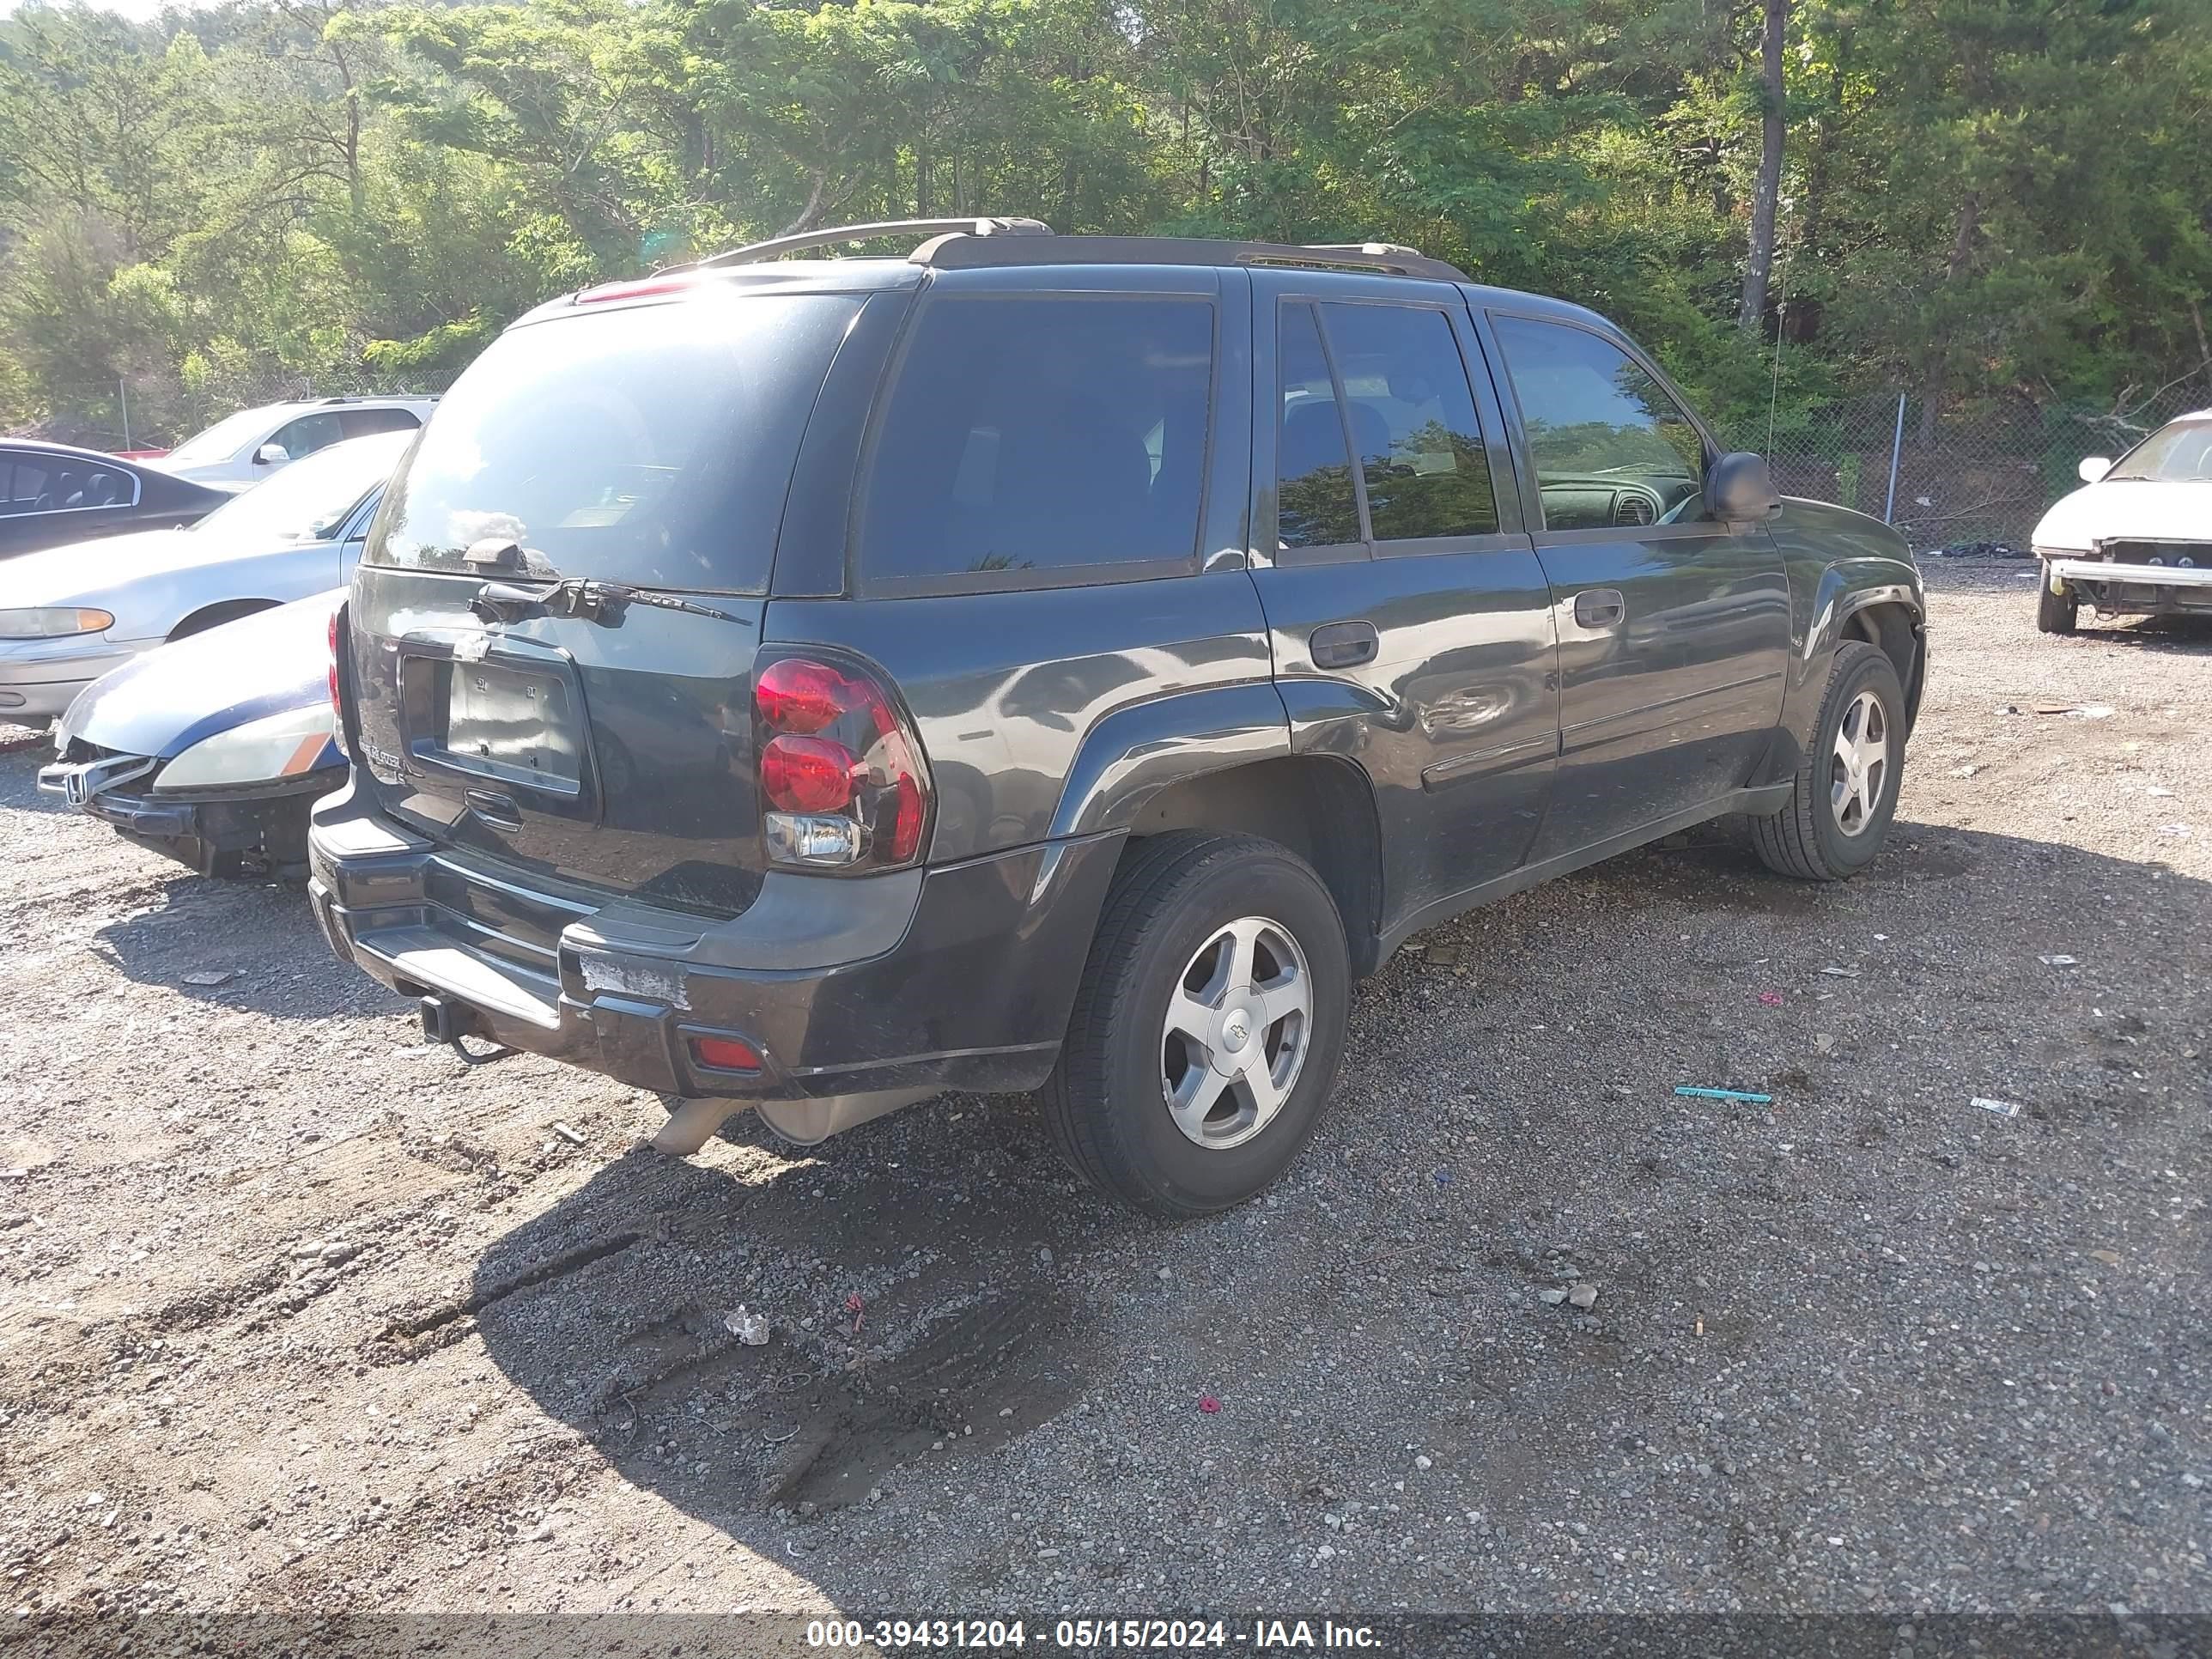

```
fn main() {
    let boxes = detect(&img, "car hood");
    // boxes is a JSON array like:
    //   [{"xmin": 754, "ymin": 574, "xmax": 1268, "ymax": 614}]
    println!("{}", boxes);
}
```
[
  {"xmin": 60, "ymin": 590, "xmax": 343, "ymax": 760},
  {"xmin": 0, "ymin": 527, "xmax": 207, "ymax": 605},
  {"xmin": 2033, "ymin": 479, "xmax": 2212, "ymax": 550}
]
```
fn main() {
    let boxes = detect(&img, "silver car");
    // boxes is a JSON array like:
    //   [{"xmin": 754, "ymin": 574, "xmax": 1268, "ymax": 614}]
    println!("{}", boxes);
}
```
[
  {"xmin": 0, "ymin": 431, "xmax": 407, "ymax": 724},
  {"xmin": 156, "ymin": 397, "xmax": 434, "ymax": 489}
]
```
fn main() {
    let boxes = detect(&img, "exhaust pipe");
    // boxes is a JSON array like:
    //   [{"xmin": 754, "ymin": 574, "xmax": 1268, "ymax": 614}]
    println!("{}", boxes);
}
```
[
  {"xmin": 651, "ymin": 1096, "xmax": 749, "ymax": 1155},
  {"xmin": 648, "ymin": 1088, "xmax": 937, "ymax": 1157}
]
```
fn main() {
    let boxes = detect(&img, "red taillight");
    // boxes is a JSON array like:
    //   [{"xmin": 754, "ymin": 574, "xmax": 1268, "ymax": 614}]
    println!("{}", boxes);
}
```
[
  {"xmin": 888, "ymin": 773, "xmax": 924, "ymax": 863},
  {"xmin": 327, "ymin": 605, "xmax": 346, "ymax": 750},
  {"xmin": 761, "ymin": 734, "xmax": 860, "ymax": 813},
  {"xmin": 753, "ymin": 653, "xmax": 930, "ymax": 871},
  {"xmin": 690, "ymin": 1036, "xmax": 761, "ymax": 1072},
  {"xmin": 755, "ymin": 659, "xmax": 858, "ymax": 735}
]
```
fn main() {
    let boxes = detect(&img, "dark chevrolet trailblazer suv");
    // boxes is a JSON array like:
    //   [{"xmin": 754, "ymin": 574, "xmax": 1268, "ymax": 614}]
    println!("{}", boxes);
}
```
[{"xmin": 309, "ymin": 217, "xmax": 1926, "ymax": 1217}]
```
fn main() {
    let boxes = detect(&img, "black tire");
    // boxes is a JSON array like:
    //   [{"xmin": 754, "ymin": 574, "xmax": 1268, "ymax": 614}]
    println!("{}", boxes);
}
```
[
  {"xmin": 2036, "ymin": 571, "xmax": 2080, "ymax": 635},
  {"xmin": 1747, "ymin": 640, "xmax": 1906, "ymax": 882},
  {"xmin": 1043, "ymin": 832, "xmax": 1350, "ymax": 1218}
]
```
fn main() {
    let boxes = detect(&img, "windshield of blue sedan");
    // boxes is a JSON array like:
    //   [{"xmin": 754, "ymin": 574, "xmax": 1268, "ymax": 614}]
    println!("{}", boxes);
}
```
[
  {"xmin": 2106, "ymin": 419, "xmax": 2212, "ymax": 482},
  {"xmin": 192, "ymin": 434, "xmax": 410, "ymax": 544}
]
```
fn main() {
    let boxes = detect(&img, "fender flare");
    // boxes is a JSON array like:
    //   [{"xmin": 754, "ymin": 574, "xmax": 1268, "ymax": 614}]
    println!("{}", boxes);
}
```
[
  {"xmin": 1045, "ymin": 681, "xmax": 1292, "ymax": 841},
  {"xmin": 1758, "ymin": 562, "xmax": 1923, "ymax": 787},
  {"xmin": 1805, "ymin": 563, "xmax": 1922, "ymax": 680}
]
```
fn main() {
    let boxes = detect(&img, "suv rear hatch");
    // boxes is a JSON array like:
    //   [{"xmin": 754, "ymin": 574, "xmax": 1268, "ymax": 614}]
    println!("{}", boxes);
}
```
[{"xmin": 345, "ymin": 287, "xmax": 867, "ymax": 921}]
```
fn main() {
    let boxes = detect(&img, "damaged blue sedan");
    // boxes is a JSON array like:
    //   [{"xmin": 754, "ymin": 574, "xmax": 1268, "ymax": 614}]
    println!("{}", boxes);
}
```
[{"xmin": 39, "ymin": 590, "xmax": 344, "ymax": 879}]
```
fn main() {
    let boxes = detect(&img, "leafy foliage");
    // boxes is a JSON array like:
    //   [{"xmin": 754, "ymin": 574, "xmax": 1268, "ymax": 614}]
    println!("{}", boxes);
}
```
[{"xmin": 2, "ymin": 0, "xmax": 2206, "ymax": 447}]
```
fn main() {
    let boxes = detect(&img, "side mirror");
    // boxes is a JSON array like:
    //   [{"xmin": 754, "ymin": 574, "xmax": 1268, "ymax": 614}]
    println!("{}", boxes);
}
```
[
  {"xmin": 2077, "ymin": 455, "xmax": 2112, "ymax": 484},
  {"xmin": 254, "ymin": 442, "xmax": 289, "ymax": 466},
  {"xmin": 1704, "ymin": 451, "xmax": 1782, "ymax": 525}
]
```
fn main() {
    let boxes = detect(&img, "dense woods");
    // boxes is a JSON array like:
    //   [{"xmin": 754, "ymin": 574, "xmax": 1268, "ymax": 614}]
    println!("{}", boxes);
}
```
[{"xmin": 2, "ymin": 0, "xmax": 2208, "ymax": 455}]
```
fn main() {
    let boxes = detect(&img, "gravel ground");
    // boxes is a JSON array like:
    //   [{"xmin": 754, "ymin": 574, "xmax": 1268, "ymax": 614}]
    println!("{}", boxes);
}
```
[{"xmin": 0, "ymin": 561, "xmax": 2205, "ymax": 1630}]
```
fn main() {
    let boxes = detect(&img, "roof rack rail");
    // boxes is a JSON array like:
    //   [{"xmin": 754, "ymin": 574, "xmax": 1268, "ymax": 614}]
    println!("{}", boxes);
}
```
[
  {"xmin": 694, "ymin": 216, "xmax": 1053, "ymax": 270},
  {"xmin": 910, "ymin": 233, "xmax": 1467, "ymax": 283}
]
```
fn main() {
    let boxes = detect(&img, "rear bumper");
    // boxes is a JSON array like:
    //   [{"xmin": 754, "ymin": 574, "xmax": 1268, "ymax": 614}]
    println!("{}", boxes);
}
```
[{"xmin": 305, "ymin": 781, "xmax": 1121, "ymax": 1103}]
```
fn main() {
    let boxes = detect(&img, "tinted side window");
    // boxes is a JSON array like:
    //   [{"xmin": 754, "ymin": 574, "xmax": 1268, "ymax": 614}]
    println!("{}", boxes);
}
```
[
  {"xmin": 1276, "ymin": 302, "xmax": 1360, "ymax": 550},
  {"xmin": 1320, "ymin": 302, "xmax": 1497, "ymax": 541},
  {"xmin": 71, "ymin": 465, "xmax": 131, "ymax": 507},
  {"xmin": 1491, "ymin": 317, "xmax": 1705, "ymax": 531},
  {"xmin": 341, "ymin": 407, "xmax": 422, "ymax": 440},
  {"xmin": 0, "ymin": 456, "xmax": 46, "ymax": 514},
  {"xmin": 274, "ymin": 412, "xmax": 346, "ymax": 460},
  {"xmin": 33, "ymin": 461, "xmax": 126, "ymax": 511},
  {"xmin": 858, "ymin": 295, "xmax": 1213, "ymax": 586}
]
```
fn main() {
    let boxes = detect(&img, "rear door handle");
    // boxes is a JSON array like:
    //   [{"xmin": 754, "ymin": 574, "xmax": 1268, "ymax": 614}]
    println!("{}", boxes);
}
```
[
  {"xmin": 1310, "ymin": 620, "xmax": 1379, "ymax": 670},
  {"xmin": 465, "ymin": 788, "xmax": 523, "ymax": 830},
  {"xmin": 1572, "ymin": 587, "xmax": 1626, "ymax": 629}
]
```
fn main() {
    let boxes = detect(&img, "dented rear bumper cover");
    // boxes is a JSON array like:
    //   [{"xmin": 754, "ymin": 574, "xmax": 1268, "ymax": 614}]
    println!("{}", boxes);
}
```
[{"xmin": 306, "ymin": 781, "xmax": 1119, "ymax": 1103}]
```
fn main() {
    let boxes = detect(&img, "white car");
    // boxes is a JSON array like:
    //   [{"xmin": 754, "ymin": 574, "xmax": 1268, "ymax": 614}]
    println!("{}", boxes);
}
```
[
  {"xmin": 0, "ymin": 431, "xmax": 407, "ymax": 723},
  {"xmin": 2032, "ymin": 409, "xmax": 2212, "ymax": 634},
  {"xmin": 155, "ymin": 396, "xmax": 434, "ymax": 489}
]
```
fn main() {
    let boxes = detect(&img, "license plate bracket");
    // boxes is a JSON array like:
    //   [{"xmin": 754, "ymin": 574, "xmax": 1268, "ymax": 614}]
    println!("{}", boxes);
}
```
[{"xmin": 438, "ymin": 661, "xmax": 583, "ymax": 793}]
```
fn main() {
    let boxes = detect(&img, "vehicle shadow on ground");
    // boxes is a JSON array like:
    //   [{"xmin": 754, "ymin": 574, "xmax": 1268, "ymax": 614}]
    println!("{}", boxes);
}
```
[
  {"xmin": 462, "ymin": 818, "xmax": 2210, "ymax": 1587},
  {"xmin": 463, "ymin": 1097, "xmax": 1137, "ymax": 1538},
  {"xmin": 2068, "ymin": 613, "xmax": 2212, "ymax": 655},
  {"xmin": 91, "ymin": 872, "xmax": 398, "ymax": 1019}
]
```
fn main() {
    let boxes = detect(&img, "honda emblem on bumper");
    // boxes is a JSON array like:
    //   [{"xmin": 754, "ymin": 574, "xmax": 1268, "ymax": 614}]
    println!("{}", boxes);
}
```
[{"xmin": 36, "ymin": 754, "xmax": 159, "ymax": 806}]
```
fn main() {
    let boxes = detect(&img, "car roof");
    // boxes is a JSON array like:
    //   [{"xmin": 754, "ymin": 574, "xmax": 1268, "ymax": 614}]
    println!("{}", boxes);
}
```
[
  {"xmin": 506, "ymin": 247, "xmax": 1620, "ymax": 339},
  {"xmin": 0, "ymin": 437, "xmax": 152, "ymax": 464},
  {"xmin": 229, "ymin": 397, "xmax": 436, "ymax": 419}
]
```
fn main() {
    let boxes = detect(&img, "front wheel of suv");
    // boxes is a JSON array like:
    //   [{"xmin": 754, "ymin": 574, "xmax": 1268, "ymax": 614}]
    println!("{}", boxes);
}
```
[
  {"xmin": 1044, "ymin": 832, "xmax": 1350, "ymax": 1218},
  {"xmin": 1747, "ymin": 639, "xmax": 1908, "ymax": 882}
]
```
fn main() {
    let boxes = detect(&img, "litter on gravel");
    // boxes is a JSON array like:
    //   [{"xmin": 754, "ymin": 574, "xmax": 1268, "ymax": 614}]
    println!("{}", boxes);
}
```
[
  {"xmin": 1972, "ymin": 1097, "xmax": 2025, "ymax": 1119},
  {"xmin": 180, "ymin": 969, "xmax": 236, "ymax": 987},
  {"xmin": 1820, "ymin": 965, "xmax": 1862, "ymax": 978},
  {"xmin": 725, "ymin": 1306, "xmax": 770, "ymax": 1346},
  {"xmin": 1675, "ymin": 1086, "xmax": 1772, "ymax": 1103}
]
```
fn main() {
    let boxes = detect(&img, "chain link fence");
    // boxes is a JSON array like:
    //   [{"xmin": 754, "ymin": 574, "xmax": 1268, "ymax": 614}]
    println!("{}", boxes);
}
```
[
  {"xmin": 23, "ymin": 364, "xmax": 450, "ymax": 453},
  {"xmin": 1751, "ymin": 380, "xmax": 2211, "ymax": 554},
  {"xmin": 21, "ymin": 353, "xmax": 2212, "ymax": 546}
]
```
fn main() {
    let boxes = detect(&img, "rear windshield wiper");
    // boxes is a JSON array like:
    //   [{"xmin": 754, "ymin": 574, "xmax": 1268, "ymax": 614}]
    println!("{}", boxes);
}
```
[{"xmin": 471, "ymin": 575, "xmax": 741, "ymax": 628}]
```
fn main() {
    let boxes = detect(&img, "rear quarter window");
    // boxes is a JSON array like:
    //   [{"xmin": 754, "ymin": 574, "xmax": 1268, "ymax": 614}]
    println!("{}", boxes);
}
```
[
  {"xmin": 368, "ymin": 293, "xmax": 861, "ymax": 594},
  {"xmin": 855, "ymin": 294, "xmax": 1215, "ymax": 591}
]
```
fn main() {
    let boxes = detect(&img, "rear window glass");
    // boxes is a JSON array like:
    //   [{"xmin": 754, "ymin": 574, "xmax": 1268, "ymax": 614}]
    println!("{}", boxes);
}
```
[
  {"xmin": 368, "ymin": 293, "xmax": 860, "ymax": 594},
  {"xmin": 856, "ymin": 295, "xmax": 1214, "ymax": 586}
]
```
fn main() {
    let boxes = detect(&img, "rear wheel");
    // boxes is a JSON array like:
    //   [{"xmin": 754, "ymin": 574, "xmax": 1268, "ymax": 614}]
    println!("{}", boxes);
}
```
[
  {"xmin": 2036, "ymin": 568, "xmax": 2080, "ymax": 635},
  {"xmin": 1747, "ymin": 640, "xmax": 1906, "ymax": 881},
  {"xmin": 1043, "ymin": 832, "xmax": 1349, "ymax": 1218}
]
